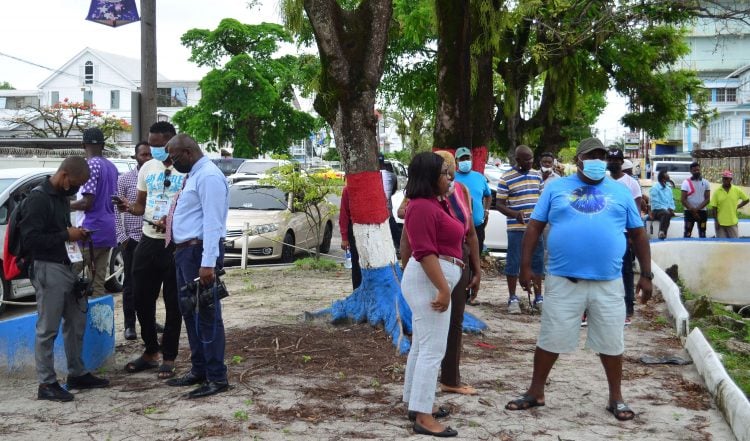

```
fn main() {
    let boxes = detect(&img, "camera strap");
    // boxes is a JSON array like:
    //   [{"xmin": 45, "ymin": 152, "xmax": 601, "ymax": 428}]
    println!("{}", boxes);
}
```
[{"xmin": 193, "ymin": 279, "xmax": 221, "ymax": 345}]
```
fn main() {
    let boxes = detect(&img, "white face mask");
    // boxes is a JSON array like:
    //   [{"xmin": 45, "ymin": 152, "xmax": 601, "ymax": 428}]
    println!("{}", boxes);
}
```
[{"xmin": 541, "ymin": 166, "xmax": 552, "ymax": 173}]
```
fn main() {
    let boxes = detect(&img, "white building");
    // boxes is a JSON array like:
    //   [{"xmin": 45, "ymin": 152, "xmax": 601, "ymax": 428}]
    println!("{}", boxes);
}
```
[{"xmin": 0, "ymin": 47, "xmax": 200, "ymax": 144}]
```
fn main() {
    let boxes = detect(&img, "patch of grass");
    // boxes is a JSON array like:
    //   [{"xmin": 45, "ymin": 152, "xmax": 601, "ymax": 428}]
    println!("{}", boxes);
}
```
[
  {"xmin": 244, "ymin": 399, "xmax": 254, "ymax": 406},
  {"xmin": 301, "ymin": 354, "xmax": 312, "ymax": 363},
  {"xmin": 654, "ymin": 316, "xmax": 669, "ymax": 326},
  {"xmin": 143, "ymin": 406, "xmax": 159, "ymax": 415},
  {"xmin": 683, "ymin": 284, "xmax": 750, "ymax": 395},
  {"xmin": 293, "ymin": 257, "xmax": 340, "ymax": 271},
  {"xmin": 234, "ymin": 410, "xmax": 249, "ymax": 421},
  {"xmin": 231, "ymin": 355, "xmax": 244, "ymax": 365}
]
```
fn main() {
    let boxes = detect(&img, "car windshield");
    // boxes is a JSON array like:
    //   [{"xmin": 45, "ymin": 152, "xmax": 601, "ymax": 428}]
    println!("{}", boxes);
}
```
[
  {"xmin": 236, "ymin": 161, "xmax": 279, "ymax": 174},
  {"xmin": 211, "ymin": 158, "xmax": 246, "ymax": 176},
  {"xmin": 0, "ymin": 178, "xmax": 17, "ymax": 194},
  {"xmin": 229, "ymin": 186, "xmax": 287, "ymax": 210}
]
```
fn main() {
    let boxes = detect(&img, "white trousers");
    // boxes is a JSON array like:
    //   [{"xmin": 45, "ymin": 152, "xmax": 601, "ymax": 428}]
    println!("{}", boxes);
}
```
[{"xmin": 402, "ymin": 257, "xmax": 461, "ymax": 413}]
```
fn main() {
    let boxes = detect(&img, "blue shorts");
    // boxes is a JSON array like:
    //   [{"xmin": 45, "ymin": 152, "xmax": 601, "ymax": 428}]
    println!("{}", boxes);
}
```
[{"xmin": 505, "ymin": 230, "xmax": 544, "ymax": 276}]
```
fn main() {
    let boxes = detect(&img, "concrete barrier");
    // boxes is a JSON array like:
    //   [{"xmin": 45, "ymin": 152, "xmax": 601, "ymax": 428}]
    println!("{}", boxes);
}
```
[
  {"xmin": 651, "ymin": 261, "xmax": 690, "ymax": 336},
  {"xmin": 686, "ymin": 328, "xmax": 750, "ymax": 441},
  {"xmin": 0, "ymin": 295, "xmax": 115, "ymax": 373}
]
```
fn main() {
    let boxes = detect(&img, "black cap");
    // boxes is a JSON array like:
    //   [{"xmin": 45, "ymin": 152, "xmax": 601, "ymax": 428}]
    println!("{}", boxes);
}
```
[
  {"xmin": 607, "ymin": 148, "xmax": 624, "ymax": 159},
  {"xmin": 82, "ymin": 127, "xmax": 105, "ymax": 145}
]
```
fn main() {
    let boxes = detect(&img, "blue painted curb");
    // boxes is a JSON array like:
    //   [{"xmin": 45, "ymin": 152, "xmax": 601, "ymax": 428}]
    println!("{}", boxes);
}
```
[{"xmin": 0, "ymin": 295, "xmax": 115, "ymax": 373}]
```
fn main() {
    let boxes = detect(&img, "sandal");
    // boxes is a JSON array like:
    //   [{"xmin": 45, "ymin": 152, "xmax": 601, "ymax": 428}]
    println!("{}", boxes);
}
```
[
  {"xmin": 158, "ymin": 362, "xmax": 176, "ymax": 379},
  {"xmin": 505, "ymin": 394, "xmax": 545, "ymax": 411},
  {"xmin": 408, "ymin": 406, "xmax": 450, "ymax": 421},
  {"xmin": 124, "ymin": 356, "xmax": 158, "ymax": 373},
  {"xmin": 606, "ymin": 401, "xmax": 635, "ymax": 421},
  {"xmin": 440, "ymin": 383, "xmax": 478, "ymax": 395}
]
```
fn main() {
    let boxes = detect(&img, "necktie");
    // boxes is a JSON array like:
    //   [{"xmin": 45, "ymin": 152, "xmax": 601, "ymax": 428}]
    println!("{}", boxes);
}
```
[{"xmin": 165, "ymin": 174, "xmax": 187, "ymax": 247}]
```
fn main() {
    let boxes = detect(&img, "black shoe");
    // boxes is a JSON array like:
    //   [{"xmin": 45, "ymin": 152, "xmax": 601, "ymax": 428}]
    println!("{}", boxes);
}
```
[
  {"xmin": 38, "ymin": 382, "xmax": 74, "ymax": 402},
  {"xmin": 408, "ymin": 406, "xmax": 450, "ymax": 421},
  {"xmin": 155, "ymin": 322, "xmax": 165, "ymax": 333},
  {"xmin": 67, "ymin": 373, "xmax": 110, "ymax": 389},
  {"xmin": 413, "ymin": 422, "xmax": 457, "ymax": 437},
  {"xmin": 187, "ymin": 380, "xmax": 229, "ymax": 399},
  {"xmin": 166, "ymin": 372, "xmax": 205, "ymax": 387},
  {"xmin": 124, "ymin": 327, "xmax": 137, "ymax": 340}
]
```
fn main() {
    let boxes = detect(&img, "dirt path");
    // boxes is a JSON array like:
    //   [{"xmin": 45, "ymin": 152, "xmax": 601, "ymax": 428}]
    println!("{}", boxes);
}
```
[{"xmin": 0, "ymin": 265, "xmax": 736, "ymax": 440}]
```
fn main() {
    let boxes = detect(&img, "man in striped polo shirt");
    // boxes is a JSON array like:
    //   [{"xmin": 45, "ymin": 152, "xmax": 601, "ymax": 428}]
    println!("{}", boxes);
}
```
[{"xmin": 497, "ymin": 145, "xmax": 545, "ymax": 314}]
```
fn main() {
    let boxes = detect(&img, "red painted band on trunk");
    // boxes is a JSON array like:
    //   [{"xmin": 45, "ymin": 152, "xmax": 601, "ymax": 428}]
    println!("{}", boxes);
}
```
[
  {"xmin": 433, "ymin": 146, "xmax": 488, "ymax": 174},
  {"xmin": 347, "ymin": 171, "xmax": 389, "ymax": 224}
]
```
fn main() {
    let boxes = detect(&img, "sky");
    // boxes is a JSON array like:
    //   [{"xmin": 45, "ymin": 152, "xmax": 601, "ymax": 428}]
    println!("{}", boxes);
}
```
[{"xmin": 0, "ymin": 0, "xmax": 628, "ymax": 142}]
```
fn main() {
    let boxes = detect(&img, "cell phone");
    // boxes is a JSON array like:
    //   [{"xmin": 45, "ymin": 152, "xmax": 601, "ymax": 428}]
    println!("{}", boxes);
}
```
[
  {"xmin": 111, "ymin": 195, "xmax": 123, "ymax": 204},
  {"xmin": 144, "ymin": 219, "xmax": 158, "ymax": 226},
  {"xmin": 83, "ymin": 228, "xmax": 98, "ymax": 233}
]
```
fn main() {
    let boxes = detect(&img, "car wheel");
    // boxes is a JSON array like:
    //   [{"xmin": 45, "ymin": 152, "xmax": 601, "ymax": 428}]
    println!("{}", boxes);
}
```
[
  {"xmin": 0, "ymin": 271, "xmax": 9, "ymax": 316},
  {"xmin": 104, "ymin": 245, "xmax": 125, "ymax": 293},
  {"xmin": 280, "ymin": 231, "xmax": 295, "ymax": 263},
  {"xmin": 319, "ymin": 222, "xmax": 333, "ymax": 254}
]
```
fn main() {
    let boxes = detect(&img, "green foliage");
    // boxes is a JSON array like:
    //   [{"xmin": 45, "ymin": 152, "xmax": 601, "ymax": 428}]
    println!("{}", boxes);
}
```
[
  {"xmin": 260, "ymin": 164, "xmax": 341, "ymax": 259},
  {"xmin": 294, "ymin": 257, "xmax": 340, "ymax": 271},
  {"xmin": 233, "ymin": 410, "xmax": 249, "ymax": 421},
  {"xmin": 322, "ymin": 148, "xmax": 340, "ymax": 162},
  {"xmin": 0, "ymin": 81, "xmax": 14, "ymax": 90},
  {"xmin": 174, "ymin": 21, "xmax": 319, "ymax": 157}
]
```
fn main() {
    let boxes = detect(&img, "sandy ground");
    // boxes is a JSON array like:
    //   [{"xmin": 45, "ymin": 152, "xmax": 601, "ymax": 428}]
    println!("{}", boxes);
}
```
[{"xmin": 0, "ymin": 262, "xmax": 736, "ymax": 441}]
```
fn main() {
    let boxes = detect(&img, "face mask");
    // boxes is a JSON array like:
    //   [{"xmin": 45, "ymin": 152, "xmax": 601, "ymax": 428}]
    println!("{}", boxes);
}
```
[
  {"xmin": 541, "ymin": 166, "xmax": 552, "ymax": 173},
  {"xmin": 457, "ymin": 160, "xmax": 472, "ymax": 173},
  {"xmin": 172, "ymin": 159, "xmax": 192, "ymax": 174},
  {"xmin": 692, "ymin": 172, "xmax": 701, "ymax": 180},
  {"xmin": 151, "ymin": 146, "xmax": 168, "ymax": 162},
  {"xmin": 582, "ymin": 159, "xmax": 607, "ymax": 181},
  {"xmin": 606, "ymin": 162, "xmax": 622, "ymax": 174}
]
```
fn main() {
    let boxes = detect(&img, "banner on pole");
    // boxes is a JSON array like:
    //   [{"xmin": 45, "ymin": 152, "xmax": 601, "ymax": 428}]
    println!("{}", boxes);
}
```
[{"xmin": 86, "ymin": 0, "xmax": 140, "ymax": 28}]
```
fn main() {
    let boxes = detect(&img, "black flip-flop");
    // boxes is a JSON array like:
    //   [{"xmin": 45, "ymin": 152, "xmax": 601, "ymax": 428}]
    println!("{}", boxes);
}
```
[
  {"xmin": 408, "ymin": 406, "xmax": 450, "ymax": 421},
  {"xmin": 505, "ymin": 394, "xmax": 545, "ymax": 411},
  {"xmin": 413, "ymin": 422, "xmax": 458, "ymax": 437},
  {"xmin": 124, "ymin": 356, "xmax": 158, "ymax": 373},
  {"xmin": 157, "ymin": 363, "xmax": 176, "ymax": 379},
  {"xmin": 606, "ymin": 401, "xmax": 635, "ymax": 421}
]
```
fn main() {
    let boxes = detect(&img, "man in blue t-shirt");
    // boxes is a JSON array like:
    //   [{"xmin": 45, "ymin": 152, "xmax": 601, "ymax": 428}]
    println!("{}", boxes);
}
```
[
  {"xmin": 505, "ymin": 137, "xmax": 653, "ymax": 423},
  {"xmin": 453, "ymin": 147, "xmax": 491, "ymax": 251}
]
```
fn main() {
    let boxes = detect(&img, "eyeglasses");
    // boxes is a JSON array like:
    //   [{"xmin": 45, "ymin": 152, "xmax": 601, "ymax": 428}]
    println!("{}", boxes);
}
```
[{"xmin": 163, "ymin": 169, "xmax": 172, "ymax": 189}]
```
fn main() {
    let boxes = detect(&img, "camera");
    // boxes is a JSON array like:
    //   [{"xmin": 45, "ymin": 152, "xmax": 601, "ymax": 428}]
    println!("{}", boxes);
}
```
[
  {"xmin": 179, "ymin": 270, "xmax": 229, "ymax": 312},
  {"xmin": 73, "ymin": 276, "xmax": 94, "ymax": 299}
]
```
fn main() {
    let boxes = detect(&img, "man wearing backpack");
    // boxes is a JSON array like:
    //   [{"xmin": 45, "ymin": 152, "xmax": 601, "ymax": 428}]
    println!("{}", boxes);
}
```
[{"xmin": 19, "ymin": 157, "xmax": 110, "ymax": 402}]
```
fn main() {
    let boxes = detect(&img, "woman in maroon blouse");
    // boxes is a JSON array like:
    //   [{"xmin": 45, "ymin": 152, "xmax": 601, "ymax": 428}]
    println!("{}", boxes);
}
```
[{"xmin": 401, "ymin": 152, "xmax": 464, "ymax": 438}]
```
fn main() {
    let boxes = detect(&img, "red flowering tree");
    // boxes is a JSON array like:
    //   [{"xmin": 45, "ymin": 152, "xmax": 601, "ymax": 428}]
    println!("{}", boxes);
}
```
[{"xmin": 6, "ymin": 98, "xmax": 130, "ymax": 142}]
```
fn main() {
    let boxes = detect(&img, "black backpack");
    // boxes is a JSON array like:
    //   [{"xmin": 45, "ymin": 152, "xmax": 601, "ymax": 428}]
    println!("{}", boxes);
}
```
[{"xmin": 3, "ymin": 187, "xmax": 47, "ymax": 280}]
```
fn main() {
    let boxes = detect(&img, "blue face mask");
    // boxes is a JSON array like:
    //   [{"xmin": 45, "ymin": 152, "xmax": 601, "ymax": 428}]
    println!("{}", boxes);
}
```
[
  {"xmin": 151, "ymin": 146, "xmax": 168, "ymax": 162},
  {"xmin": 582, "ymin": 159, "xmax": 607, "ymax": 181},
  {"xmin": 457, "ymin": 160, "xmax": 472, "ymax": 173}
]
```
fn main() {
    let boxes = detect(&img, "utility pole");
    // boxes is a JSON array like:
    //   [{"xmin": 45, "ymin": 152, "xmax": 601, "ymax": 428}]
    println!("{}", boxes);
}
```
[{"xmin": 140, "ymin": 0, "xmax": 157, "ymax": 141}]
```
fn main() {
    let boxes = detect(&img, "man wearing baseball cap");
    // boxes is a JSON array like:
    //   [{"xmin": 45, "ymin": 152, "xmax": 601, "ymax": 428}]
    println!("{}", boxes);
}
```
[
  {"xmin": 507, "ymin": 137, "xmax": 653, "ymax": 422},
  {"xmin": 453, "ymin": 147, "xmax": 491, "ymax": 251},
  {"xmin": 707, "ymin": 170, "xmax": 749, "ymax": 238},
  {"xmin": 70, "ymin": 127, "xmax": 119, "ymax": 298}
]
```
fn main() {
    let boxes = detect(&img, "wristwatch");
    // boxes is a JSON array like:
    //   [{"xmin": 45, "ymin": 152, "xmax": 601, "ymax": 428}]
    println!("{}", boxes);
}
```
[{"xmin": 641, "ymin": 271, "xmax": 654, "ymax": 280}]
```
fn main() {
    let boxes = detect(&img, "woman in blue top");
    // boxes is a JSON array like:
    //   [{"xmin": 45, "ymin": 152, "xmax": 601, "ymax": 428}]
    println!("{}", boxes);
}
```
[{"xmin": 649, "ymin": 170, "xmax": 676, "ymax": 239}]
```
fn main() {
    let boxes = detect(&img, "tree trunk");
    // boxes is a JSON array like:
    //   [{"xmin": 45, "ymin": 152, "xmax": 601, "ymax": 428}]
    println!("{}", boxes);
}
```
[{"xmin": 304, "ymin": 0, "xmax": 411, "ymax": 353}]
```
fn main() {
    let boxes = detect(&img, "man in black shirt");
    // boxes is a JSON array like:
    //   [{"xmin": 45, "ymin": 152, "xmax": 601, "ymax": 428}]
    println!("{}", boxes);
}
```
[{"xmin": 20, "ymin": 157, "xmax": 110, "ymax": 402}]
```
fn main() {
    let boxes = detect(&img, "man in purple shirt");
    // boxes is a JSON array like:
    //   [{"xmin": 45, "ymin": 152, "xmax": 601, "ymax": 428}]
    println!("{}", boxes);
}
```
[{"xmin": 70, "ymin": 127, "xmax": 119, "ymax": 297}]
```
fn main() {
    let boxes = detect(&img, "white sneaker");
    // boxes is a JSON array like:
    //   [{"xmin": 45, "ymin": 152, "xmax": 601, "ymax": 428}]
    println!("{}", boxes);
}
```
[{"xmin": 508, "ymin": 297, "xmax": 521, "ymax": 314}]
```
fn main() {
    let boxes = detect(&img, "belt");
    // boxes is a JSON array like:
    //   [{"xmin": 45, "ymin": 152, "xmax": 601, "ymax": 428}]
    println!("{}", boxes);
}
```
[
  {"xmin": 438, "ymin": 254, "xmax": 465, "ymax": 269},
  {"xmin": 174, "ymin": 239, "xmax": 203, "ymax": 250}
]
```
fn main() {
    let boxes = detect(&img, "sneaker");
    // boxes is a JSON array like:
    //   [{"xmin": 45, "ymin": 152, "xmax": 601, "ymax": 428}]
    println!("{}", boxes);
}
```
[
  {"xmin": 581, "ymin": 313, "xmax": 588, "ymax": 327},
  {"xmin": 38, "ymin": 382, "xmax": 74, "ymax": 402},
  {"xmin": 533, "ymin": 296, "xmax": 544, "ymax": 313},
  {"xmin": 624, "ymin": 317, "xmax": 632, "ymax": 326},
  {"xmin": 66, "ymin": 373, "xmax": 110, "ymax": 390},
  {"xmin": 658, "ymin": 231, "xmax": 666, "ymax": 240},
  {"xmin": 508, "ymin": 296, "xmax": 521, "ymax": 314}
]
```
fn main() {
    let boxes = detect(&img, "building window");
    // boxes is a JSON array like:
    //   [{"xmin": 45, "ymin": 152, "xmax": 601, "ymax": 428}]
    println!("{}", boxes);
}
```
[
  {"xmin": 157, "ymin": 87, "xmax": 188, "ymax": 107},
  {"xmin": 1, "ymin": 96, "xmax": 39, "ymax": 109},
  {"xmin": 111, "ymin": 90, "xmax": 120, "ymax": 109},
  {"xmin": 745, "ymin": 120, "xmax": 750, "ymax": 138},
  {"xmin": 84, "ymin": 61, "xmax": 94, "ymax": 85},
  {"xmin": 83, "ymin": 90, "xmax": 93, "ymax": 105},
  {"xmin": 51, "ymin": 91, "xmax": 59, "ymax": 105},
  {"xmin": 714, "ymin": 88, "xmax": 737, "ymax": 103}
]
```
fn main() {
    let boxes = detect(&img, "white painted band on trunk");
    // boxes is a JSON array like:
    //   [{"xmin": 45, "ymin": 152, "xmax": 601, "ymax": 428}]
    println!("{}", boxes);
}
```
[{"xmin": 353, "ymin": 222, "xmax": 396, "ymax": 268}]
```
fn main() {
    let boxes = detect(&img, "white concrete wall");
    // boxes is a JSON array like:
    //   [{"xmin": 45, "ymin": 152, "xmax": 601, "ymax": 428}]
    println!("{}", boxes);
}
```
[{"xmin": 650, "ymin": 240, "xmax": 750, "ymax": 305}]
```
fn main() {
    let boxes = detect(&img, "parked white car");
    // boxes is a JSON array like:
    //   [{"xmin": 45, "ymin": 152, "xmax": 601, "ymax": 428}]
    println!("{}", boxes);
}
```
[
  {"xmin": 224, "ymin": 182, "xmax": 334, "ymax": 263},
  {"xmin": 0, "ymin": 168, "xmax": 125, "ymax": 315},
  {"xmin": 227, "ymin": 159, "xmax": 292, "ymax": 184}
]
